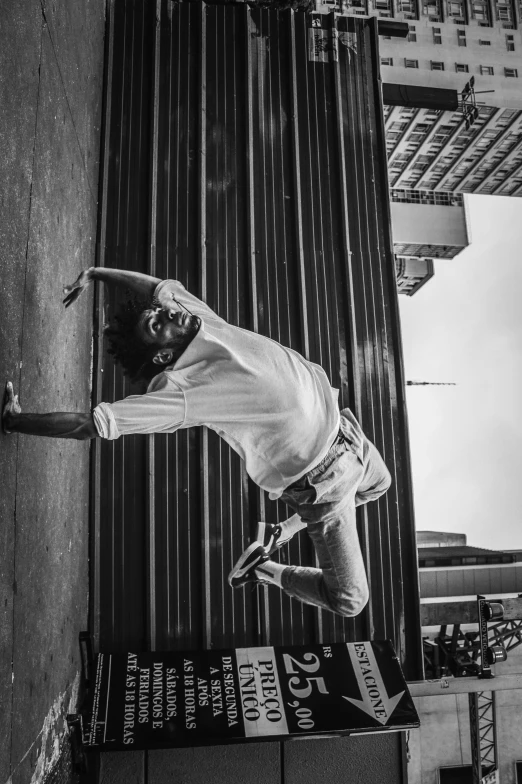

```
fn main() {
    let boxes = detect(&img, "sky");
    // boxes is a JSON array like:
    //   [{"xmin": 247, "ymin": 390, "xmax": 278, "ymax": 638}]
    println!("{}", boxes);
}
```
[{"xmin": 398, "ymin": 193, "xmax": 522, "ymax": 551}]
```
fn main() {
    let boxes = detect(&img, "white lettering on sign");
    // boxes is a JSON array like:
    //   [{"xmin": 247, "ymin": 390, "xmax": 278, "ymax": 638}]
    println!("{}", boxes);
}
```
[
  {"xmin": 138, "ymin": 667, "xmax": 150, "ymax": 724},
  {"xmin": 236, "ymin": 648, "xmax": 289, "ymax": 737},
  {"xmin": 343, "ymin": 643, "xmax": 404, "ymax": 726},
  {"xmin": 222, "ymin": 656, "xmax": 239, "ymax": 728},
  {"xmin": 123, "ymin": 653, "xmax": 138, "ymax": 744},
  {"xmin": 211, "ymin": 677, "xmax": 223, "ymax": 717}
]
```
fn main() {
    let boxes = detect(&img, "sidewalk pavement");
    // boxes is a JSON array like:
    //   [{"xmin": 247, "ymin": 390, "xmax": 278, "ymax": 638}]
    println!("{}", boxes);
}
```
[{"xmin": 0, "ymin": 2, "xmax": 105, "ymax": 782}]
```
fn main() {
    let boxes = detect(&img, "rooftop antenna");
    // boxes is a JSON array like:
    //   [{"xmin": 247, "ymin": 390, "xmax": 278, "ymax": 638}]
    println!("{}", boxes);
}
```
[{"xmin": 406, "ymin": 380, "xmax": 457, "ymax": 386}]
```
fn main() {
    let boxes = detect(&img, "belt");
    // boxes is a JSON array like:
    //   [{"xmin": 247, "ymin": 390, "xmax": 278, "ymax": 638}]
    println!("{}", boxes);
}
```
[{"xmin": 334, "ymin": 428, "xmax": 348, "ymax": 445}]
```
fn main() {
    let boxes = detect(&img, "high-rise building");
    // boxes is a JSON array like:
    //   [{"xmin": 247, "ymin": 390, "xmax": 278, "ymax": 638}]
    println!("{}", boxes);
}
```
[
  {"xmin": 383, "ymin": 101, "xmax": 522, "ymax": 196},
  {"xmin": 313, "ymin": 0, "xmax": 522, "ymax": 197},
  {"xmin": 313, "ymin": 1, "xmax": 522, "ymax": 293}
]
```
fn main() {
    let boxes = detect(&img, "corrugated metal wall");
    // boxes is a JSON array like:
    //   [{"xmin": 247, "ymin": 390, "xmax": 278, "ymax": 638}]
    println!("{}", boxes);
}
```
[{"xmin": 93, "ymin": 0, "xmax": 422, "ymax": 689}]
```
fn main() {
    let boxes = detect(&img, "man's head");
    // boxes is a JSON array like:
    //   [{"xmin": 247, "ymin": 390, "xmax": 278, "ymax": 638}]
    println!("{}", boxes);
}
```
[
  {"xmin": 135, "ymin": 305, "xmax": 200, "ymax": 366},
  {"xmin": 104, "ymin": 297, "xmax": 200, "ymax": 384}
]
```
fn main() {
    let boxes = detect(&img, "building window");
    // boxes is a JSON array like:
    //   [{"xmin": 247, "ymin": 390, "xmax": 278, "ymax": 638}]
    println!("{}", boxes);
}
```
[
  {"xmin": 456, "ymin": 63, "xmax": 469, "ymax": 72},
  {"xmin": 505, "ymin": 67, "xmax": 519, "ymax": 76},
  {"xmin": 498, "ymin": 5, "xmax": 511, "ymax": 19},
  {"xmin": 390, "ymin": 121, "xmax": 409, "ymax": 131},
  {"xmin": 448, "ymin": 1, "xmax": 462, "ymax": 13},
  {"xmin": 381, "ymin": 57, "xmax": 394, "ymax": 66},
  {"xmin": 433, "ymin": 26, "xmax": 442, "ymax": 43},
  {"xmin": 439, "ymin": 765, "xmax": 473, "ymax": 784},
  {"xmin": 405, "ymin": 58, "xmax": 419, "ymax": 67},
  {"xmin": 472, "ymin": 2, "xmax": 491, "ymax": 23},
  {"xmin": 408, "ymin": 24, "xmax": 417, "ymax": 41},
  {"xmin": 398, "ymin": 0, "xmax": 417, "ymax": 11},
  {"xmin": 457, "ymin": 29, "xmax": 467, "ymax": 45},
  {"xmin": 480, "ymin": 65, "xmax": 494, "ymax": 75},
  {"xmin": 479, "ymin": 39, "xmax": 491, "ymax": 44},
  {"xmin": 431, "ymin": 60, "xmax": 445, "ymax": 69},
  {"xmin": 506, "ymin": 34, "xmax": 515, "ymax": 51},
  {"xmin": 423, "ymin": 0, "xmax": 442, "ymax": 18}
]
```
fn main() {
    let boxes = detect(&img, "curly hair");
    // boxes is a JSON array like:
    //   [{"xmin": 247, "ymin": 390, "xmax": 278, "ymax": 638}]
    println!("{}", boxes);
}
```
[
  {"xmin": 103, "ymin": 296, "xmax": 161, "ymax": 385},
  {"xmin": 104, "ymin": 295, "xmax": 200, "ymax": 386}
]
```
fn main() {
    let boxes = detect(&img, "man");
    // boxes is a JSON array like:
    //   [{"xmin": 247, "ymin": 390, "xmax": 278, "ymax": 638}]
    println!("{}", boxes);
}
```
[{"xmin": 3, "ymin": 267, "xmax": 391, "ymax": 617}]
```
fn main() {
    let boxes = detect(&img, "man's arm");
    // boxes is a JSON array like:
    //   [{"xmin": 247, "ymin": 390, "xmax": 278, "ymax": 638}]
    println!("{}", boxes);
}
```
[
  {"xmin": 92, "ymin": 268, "xmax": 161, "ymax": 299},
  {"xmin": 4, "ymin": 411, "xmax": 98, "ymax": 440},
  {"xmin": 63, "ymin": 267, "xmax": 161, "ymax": 308},
  {"xmin": 3, "ymin": 380, "xmax": 97, "ymax": 439}
]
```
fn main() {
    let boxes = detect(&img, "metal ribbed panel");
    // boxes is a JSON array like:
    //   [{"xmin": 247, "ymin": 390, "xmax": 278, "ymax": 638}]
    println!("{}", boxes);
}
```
[
  {"xmin": 95, "ymin": 1, "xmax": 422, "ymax": 680},
  {"xmin": 97, "ymin": 0, "xmax": 155, "ymax": 653}
]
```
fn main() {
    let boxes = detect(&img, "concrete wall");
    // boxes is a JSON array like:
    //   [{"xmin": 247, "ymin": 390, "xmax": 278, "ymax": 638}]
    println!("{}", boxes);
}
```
[
  {"xmin": 407, "ymin": 644, "xmax": 522, "ymax": 784},
  {"xmin": 99, "ymin": 733, "xmax": 403, "ymax": 784},
  {"xmin": 390, "ymin": 202, "xmax": 468, "ymax": 248},
  {"xmin": 407, "ymin": 693, "xmax": 472, "ymax": 784}
]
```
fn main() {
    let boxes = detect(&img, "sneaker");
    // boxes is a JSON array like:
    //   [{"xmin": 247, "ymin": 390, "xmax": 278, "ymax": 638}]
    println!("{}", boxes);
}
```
[
  {"xmin": 228, "ymin": 542, "xmax": 270, "ymax": 588},
  {"xmin": 256, "ymin": 522, "xmax": 292, "ymax": 555}
]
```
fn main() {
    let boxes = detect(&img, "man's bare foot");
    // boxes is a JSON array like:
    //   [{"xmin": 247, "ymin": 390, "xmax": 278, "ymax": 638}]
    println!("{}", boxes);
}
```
[{"xmin": 2, "ymin": 381, "xmax": 21, "ymax": 434}]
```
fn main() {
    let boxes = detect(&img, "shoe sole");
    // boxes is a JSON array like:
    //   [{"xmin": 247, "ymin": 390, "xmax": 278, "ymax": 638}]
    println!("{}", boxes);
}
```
[{"xmin": 228, "ymin": 542, "xmax": 266, "ymax": 587}]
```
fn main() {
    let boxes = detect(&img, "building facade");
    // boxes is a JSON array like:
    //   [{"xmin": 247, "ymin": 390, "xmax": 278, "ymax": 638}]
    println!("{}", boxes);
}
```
[
  {"xmin": 312, "ymin": 0, "xmax": 522, "ymax": 196},
  {"xmin": 391, "ymin": 191, "xmax": 469, "ymax": 254},
  {"xmin": 391, "ymin": 191, "xmax": 469, "ymax": 293},
  {"xmin": 313, "ymin": 0, "xmax": 522, "ymax": 293},
  {"xmin": 418, "ymin": 536, "xmax": 522, "ymax": 597},
  {"xmin": 384, "ymin": 101, "xmax": 522, "ymax": 196},
  {"xmin": 395, "ymin": 255, "xmax": 434, "ymax": 294},
  {"xmin": 411, "ymin": 532, "xmax": 522, "ymax": 784}
]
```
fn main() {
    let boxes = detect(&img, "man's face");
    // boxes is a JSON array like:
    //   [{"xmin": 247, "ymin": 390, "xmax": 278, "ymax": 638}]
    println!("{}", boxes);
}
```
[{"xmin": 136, "ymin": 307, "xmax": 200, "ymax": 349}]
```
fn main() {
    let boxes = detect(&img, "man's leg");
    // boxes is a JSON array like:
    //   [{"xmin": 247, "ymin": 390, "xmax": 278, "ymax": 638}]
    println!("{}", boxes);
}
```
[
  {"xmin": 355, "ymin": 441, "xmax": 392, "ymax": 506},
  {"xmin": 276, "ymin": 495, "xmax": 369, "ymax": 616},
  {"xmin": 230, "ymin": 445, "xmax": 371, "ymax": 617},
  {"xmin": 2, "ymin": 382, "xmax": 97, "ymax": 439},
  {"xmin": 231, "ymin": 494, "xmax": 368, "ymax": 617}
]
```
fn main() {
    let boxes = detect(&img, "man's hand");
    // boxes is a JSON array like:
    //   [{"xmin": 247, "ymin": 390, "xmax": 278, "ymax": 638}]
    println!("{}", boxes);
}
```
[
  {"xmin": 63, "ymin": 267, "xmax": 95, "ymax": 308},
  {"xmin": 155, "ymin": 289, "xmax": 179, "ymax": 318},
  {"xmin": 2, "ymin": 381, "xmax": 21, "ymax": 434}
]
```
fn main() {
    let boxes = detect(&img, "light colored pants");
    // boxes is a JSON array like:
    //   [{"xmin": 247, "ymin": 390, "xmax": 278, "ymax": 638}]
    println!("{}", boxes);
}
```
[{"xmin": 279, "ymin": 409, "xmax": 391, "ymax": 617}]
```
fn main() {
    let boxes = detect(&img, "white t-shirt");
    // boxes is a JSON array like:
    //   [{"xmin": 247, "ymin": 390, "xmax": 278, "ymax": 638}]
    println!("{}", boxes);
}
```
[{"xmin": 93, "ymin": 280, "xmax": 340, "ymax": 498}]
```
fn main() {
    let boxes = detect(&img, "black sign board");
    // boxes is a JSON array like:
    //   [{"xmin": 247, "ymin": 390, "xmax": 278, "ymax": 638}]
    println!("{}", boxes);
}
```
[{"xmin": 82, "ymin": 641, "xmax": 419, "ymax": 750}]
